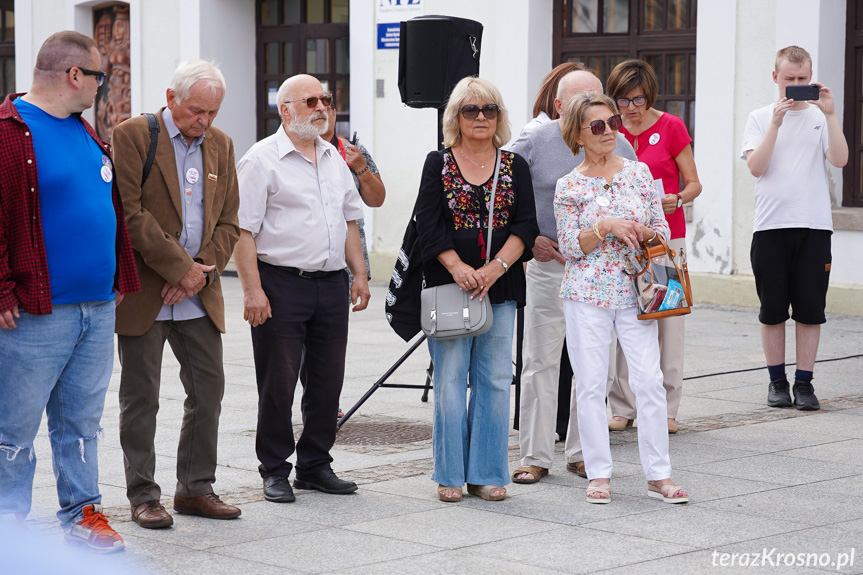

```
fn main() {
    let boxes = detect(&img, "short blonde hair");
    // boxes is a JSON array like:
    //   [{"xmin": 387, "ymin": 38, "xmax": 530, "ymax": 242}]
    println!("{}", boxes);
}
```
[
  {"xmin": 442, "ymin": 77, "xmax": 511, "ymax": 149},
  {"xmin": 560, "ymin": 93, "xmax": 619, "ymax": 157},
  {"xmin": 775, "ymin": 45, "xmax": 812, "ymax": 71}
]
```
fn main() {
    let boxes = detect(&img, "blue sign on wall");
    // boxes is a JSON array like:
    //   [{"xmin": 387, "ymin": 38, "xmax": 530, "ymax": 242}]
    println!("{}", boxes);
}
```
[{"xmin": 377, "ymin": 22, "xmax": 401, "ymax": 49}]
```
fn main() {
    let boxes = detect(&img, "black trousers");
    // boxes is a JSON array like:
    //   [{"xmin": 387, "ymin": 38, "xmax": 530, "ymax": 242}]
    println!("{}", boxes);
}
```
[{"xmin": 252, "ymin": 261, "xmax": 349, "ymax": 478}]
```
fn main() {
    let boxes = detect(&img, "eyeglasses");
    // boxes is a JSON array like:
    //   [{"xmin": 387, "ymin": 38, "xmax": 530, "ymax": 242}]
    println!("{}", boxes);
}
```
[
  {"xmin": 459, "ymin": 104, "xmax": 499, "ymax": 120},
  {"xmin": 616, "ymin": 96, "xmax": 646, "ymax": 108},
  {"xmin": 66, "ymin": 66, "xmax": 106, "ymax": 87},
  {"xmin": 283, "ymin": 95, "xmax": 332, "ymax": 109},
  {"xmin": 582, "ymin": 114, "xmax": 623, "ymax": 135}
]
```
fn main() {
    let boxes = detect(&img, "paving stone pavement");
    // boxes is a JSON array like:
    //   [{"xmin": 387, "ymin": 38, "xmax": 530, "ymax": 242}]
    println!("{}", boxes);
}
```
[{"xmin": 13, "ymin": 278, "xmax": 863, "ymax": 575}]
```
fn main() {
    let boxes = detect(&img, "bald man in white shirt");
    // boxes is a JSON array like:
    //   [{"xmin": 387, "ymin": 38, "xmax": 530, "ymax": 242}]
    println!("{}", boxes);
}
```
[{"xmin": 234, "ymin": 75, "xmax": 369, "ymax": 504}]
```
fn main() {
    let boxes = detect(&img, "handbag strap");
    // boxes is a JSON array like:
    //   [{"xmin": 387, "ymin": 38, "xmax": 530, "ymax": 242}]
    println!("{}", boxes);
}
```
[{"xmin": 484, "ymin": 149, "xmax": 503, "ymax": 265}]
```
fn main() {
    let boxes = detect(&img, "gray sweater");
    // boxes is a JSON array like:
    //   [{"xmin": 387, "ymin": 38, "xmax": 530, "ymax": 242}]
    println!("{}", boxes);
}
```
[{"xmin": 509, "ymin": 120, "xmax": 637, "ymax": 243}]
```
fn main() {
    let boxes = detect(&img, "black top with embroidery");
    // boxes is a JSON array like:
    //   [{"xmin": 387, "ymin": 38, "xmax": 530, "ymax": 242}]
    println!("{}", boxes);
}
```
[{"xmin": 415, "ymin": 148, "xmax": 538, "ymax": 306}]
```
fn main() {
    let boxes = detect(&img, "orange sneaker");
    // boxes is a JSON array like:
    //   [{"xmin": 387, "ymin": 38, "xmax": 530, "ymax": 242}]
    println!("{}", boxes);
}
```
[{"xmin": 65, "ymin": 504, "xmax": 125, "ymax": 554}]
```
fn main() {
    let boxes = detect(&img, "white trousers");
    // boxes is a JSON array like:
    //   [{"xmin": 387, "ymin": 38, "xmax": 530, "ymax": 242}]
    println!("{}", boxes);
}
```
[
  {"xmin": 518, "ymin": 259, "xmax": 582, "ymax": 468},
  {"xmin": 564, "ymin": 301, "xmax": 672, "ymax": 481},
  {"xmin": 608, "ymin": 237, "xmax": 687, "ymax": 419}
]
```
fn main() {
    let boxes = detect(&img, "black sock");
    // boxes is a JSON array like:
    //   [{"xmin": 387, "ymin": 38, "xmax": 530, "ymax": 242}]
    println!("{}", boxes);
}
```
[
  {"xmin": 767, "ymin": 364, "xmax": 786, "ymax": 382},
  {"xmin": 795, "ymin": 369, "xmax": 813, "ymax": 384}
]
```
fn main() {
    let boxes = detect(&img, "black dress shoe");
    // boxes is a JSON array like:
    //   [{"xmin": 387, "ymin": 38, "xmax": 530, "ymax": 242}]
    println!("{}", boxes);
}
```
[
  {"xmin": 294, "ymin": 468, "xmax": 358, "ymax": 494},
  {"xmin": 767, "ymin": 378, "xmax": 792, "ymax": 408},
  {"xmin": 793, "ymin": 381, "xmax": 820, "ymax": 411},
  {"xmin": 263, "ymin": 476, "xmax": 296, "ymax": 503}
]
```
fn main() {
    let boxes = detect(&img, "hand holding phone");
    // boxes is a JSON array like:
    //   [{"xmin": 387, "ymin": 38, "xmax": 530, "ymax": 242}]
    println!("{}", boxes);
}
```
[
  {"xmin": 350, "ymin": 131, "xmax": 358, "ymax": 146},
  {"xmin": 785, "ymin": 84, "xmax": 820, "ymax": 101}
]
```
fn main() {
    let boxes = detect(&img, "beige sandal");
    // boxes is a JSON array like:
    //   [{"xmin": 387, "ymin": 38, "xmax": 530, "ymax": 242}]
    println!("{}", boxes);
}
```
[
  {"xmin": 467, "ymin": 484, "xmax": 506, "ymax": 501},
  {"xmin": 437, "ymin": 485, "xmax": 462, "ymax": 502},
  {"xmin": 511, "ymin": 465, "xmax": 548, "ymax": 484},
  {"xmin": 647, "ymin": 481, "xmax": 689, "ymax": 504},
  {"xmin": 609, "ymin": 417, "xmax": 633, "ymax": 431},
  {"xmin": 585, "ymin": 480, "xmax": 611, "ymax": 504}
]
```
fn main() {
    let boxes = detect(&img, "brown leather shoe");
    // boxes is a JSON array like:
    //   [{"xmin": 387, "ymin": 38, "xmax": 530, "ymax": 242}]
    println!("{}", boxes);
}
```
[
  {"xmin": 566, "ymin": 461, "xmax": 587, "ymax": 478},
  {"xmin": 131, "ymin": 500, "xmax": 173, "ymax": 529},
  {"xmin": 173, "ymin": 493, "xmax": 241, "ymax": 520}
]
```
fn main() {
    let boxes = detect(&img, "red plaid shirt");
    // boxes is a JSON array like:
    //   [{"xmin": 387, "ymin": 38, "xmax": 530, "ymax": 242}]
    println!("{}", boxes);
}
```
[{"xmin": 0, "ymin": 93, "xmax": 140, "ymax": 315}]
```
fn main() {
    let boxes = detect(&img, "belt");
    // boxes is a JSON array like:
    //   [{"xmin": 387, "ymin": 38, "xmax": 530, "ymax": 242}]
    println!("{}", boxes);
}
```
[{"xmin": 283, "ymin": 266, "xmax": 342, "ymax": 279}]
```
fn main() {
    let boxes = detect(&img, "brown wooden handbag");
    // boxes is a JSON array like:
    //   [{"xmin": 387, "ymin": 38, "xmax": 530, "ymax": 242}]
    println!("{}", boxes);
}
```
[{"xmin": 625, "ymin": 235, "xmax": 693, "ymax": 320}]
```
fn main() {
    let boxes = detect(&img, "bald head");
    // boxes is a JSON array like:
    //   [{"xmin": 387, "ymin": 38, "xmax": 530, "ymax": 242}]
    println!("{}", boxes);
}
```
[
  {"xmin": 276, "ymin": 74, "xmax": 322, "ymax": 107},
  {"xmin": 555, "ymin": 70, "xmax": 603, "ymax": 118}
]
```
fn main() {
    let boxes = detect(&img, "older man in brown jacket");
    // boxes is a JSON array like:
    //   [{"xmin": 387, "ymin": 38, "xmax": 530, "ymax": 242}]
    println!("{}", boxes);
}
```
[{"xmin": 112, "ymin": 60, "xmax": 240, "ymax": 529}]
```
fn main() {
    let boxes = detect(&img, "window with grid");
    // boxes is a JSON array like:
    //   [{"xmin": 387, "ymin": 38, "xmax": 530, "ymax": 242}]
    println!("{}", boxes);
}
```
[
  {"xmin": 256, "ymin": 0, "xmax": 349, "ymax": 140},
  {"xmin": 0, "ymin": 0, "xmax": 14, "ymax": 100},
  {"xmin": 553, "ymin": 0, "xmax": 696, "ymax": 140},
  {"xmin": 843, "ymin": 0, "xmax": 863, "ymax": 207}
]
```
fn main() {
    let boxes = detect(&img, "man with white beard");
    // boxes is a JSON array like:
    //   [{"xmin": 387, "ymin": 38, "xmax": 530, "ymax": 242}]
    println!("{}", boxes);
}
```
[{"xmin": 234, "ymin": 74, "xmax": 369, "ymax": 503}]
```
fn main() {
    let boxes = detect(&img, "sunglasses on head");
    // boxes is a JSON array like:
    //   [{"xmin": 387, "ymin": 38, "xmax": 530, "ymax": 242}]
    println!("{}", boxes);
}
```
[
  {"xmin": 583, "ymin": 114, "xmax": 623, "ymax": 135},
  {"xmin": 459, "ymin": 104, "xmax": 499, "ymax": 120},
  {"xmin": 66, "ymin": 66, "xmax": 106, "ymax": 87},
  {"xmin": 284, "ymin": 95, "xmax": 332, "ymax": 108}
]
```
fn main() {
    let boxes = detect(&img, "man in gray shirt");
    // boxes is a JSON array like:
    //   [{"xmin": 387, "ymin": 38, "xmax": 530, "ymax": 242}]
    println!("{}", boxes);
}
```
[{"xmin": 510, "ymin": 70, "xmax": 636, "ymax": 484}]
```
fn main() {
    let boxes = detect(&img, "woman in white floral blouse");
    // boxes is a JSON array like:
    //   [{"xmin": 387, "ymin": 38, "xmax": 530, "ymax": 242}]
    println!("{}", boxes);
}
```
[{"xmin": 553, "ymin": 93, "xmax": 689, "ymax": 505}]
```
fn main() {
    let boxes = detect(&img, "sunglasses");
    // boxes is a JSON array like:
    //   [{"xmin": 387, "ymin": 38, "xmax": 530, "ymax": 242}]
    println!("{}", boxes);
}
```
[
  {"xmin": 66, "ymin": 66, "xmax": 106, "ymax": 87},
  {"xmin": 582, "ymin": 114, "xmax": 623, "ymax": 135},
  {"xmin": 283, "ymin": 95, "xmax": 332, "ymax": 108},
  {"xmin": 616, "ymin": 96, "xmax": 647, "ymax": 108},
  {"xmin": 459, "ymin": 104, "xmax": 499, "ymax": 120}
]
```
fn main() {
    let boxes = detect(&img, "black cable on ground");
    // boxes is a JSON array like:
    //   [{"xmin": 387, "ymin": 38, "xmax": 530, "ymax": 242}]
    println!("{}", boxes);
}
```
[{"xmin": 683, "ymin": 353, "xmax": 863, "ymax": 381}]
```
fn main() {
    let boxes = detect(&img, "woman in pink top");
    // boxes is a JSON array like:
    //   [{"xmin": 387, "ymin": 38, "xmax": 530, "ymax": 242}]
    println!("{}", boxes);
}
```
[{"xmin": 606, "ymin": 59, "xmax": 702, "ymax": 434}]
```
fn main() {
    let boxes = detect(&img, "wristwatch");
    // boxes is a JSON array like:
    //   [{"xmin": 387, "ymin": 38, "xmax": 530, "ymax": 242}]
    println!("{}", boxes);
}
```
[
  {"xmin": 494, "ymin": 257, "xmax": 509, "ymax": 273},
  {"xmin": 675, "ymin": 193, "xmax": 683, "ymax": 209}
]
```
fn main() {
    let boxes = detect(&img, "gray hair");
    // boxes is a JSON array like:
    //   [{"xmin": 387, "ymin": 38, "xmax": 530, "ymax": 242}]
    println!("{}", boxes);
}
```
[
  {"xmin": 169, "ymin": 59, "xmax": 226, "ymax": 104},
  {"xmin": 441, "ymin": 76, "xmax": 511, "ymax": 149}
]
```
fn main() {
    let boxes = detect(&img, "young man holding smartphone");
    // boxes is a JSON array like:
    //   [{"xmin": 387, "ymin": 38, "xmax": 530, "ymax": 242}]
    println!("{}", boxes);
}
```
[{"xmin": 741, "ymin": 45, "xmax": 848, "ymax": 411}]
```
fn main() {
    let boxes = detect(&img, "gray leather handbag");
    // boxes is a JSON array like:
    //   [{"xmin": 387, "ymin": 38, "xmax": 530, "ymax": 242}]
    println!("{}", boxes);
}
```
[{"xmin": 420, "ymin": 149, "xmax": 501, "ymax": 340}]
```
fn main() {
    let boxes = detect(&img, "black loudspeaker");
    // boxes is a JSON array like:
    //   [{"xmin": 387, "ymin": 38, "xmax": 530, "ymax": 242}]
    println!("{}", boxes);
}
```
[{"xmin": 398, "ymin": 16, "xmax": 483, "ymax": 109}]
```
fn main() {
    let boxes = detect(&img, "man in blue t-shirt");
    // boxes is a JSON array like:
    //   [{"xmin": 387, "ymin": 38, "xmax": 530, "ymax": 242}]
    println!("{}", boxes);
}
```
[{"xmin": 0, "ymin": 31, "xmax": 139, "ymax": 553}]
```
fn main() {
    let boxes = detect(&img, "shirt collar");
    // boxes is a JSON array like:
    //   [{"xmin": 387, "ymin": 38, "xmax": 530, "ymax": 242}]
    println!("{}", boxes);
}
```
[
  {"xmin": 161, "ymin": 107, "xmax": 205, "ymax": 146},
  {"xmin": 275, "ymin": 124, "xmax": 332, "ymax": 161}
]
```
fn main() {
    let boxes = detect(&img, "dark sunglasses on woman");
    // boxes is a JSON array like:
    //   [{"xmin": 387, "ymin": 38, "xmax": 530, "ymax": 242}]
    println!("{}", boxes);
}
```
[
  {"xmin": 459, "ymin": 104, "xmax": 499, "ymax": 120},
  {"xmin": 583, "ymin": 114, "xmax": 623, "ymax": 135}
]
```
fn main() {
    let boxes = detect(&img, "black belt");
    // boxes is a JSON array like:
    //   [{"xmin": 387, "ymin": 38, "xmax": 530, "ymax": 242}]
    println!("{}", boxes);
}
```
[{"xmin": 283, "ymin": 266, "xmax": 342, "ymax": 279}]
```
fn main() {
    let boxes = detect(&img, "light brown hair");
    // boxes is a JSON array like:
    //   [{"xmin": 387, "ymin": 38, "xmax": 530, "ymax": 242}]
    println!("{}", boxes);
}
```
[
  {"xmin": 775, "ymin": 45, "xmax": 812, "ymax": 71},
  {"xmin": 532, "ymin": 61, "xmax": 587, "ymax": 120},
  {"xmin": 560, "ymin": 93, "xmax": 619, "ymax": 157},
  {"xmin": 606, "ymin": 59, "xmax": 659, "ymax": 110},
  {"xmin": 442, "ymin": 76, "xmax": 511, "ymax": 149}
]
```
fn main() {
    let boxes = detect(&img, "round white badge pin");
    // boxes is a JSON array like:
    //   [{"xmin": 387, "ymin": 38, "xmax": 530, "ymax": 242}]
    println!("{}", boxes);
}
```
[
  {"xmin": 185, "ymin": 168, "xmax": 200, "ymax": 185},
  {"xmin": 649, "ymin": 133, "xmax": 660, "ymax": 145},
  {"xmin": 100, "ymin": 165, "xmax": 113, "ymax": 183},
  {"xmin": 595, "ymin": 196, "xmax": 610, "ymax": 207}
]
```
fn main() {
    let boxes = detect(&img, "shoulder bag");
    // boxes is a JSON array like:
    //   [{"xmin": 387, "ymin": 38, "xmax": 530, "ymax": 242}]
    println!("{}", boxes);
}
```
[{"xmin": 420, "ymin": 149, "xmax": 501, "ymax": 340}]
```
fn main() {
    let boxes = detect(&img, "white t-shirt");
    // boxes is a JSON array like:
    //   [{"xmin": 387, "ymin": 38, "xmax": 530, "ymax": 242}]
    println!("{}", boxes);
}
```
[{"xmin": 741, "ymin": 103, "xmax": 832, "ymax": 232}]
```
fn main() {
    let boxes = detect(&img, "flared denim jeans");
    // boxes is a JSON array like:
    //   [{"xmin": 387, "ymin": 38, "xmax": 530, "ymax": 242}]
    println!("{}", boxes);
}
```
[{"xmin": 428, "ymin": 301, "xmax": 516, "ymax": 488}]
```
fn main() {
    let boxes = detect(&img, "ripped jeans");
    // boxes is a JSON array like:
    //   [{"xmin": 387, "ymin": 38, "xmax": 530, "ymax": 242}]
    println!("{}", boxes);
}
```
[{"xmin": 0, "ymin": 300, "xmax": 114, "ymax": 528}]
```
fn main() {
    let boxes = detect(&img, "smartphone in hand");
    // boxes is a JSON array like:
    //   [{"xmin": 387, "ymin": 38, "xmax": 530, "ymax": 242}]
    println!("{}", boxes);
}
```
[
  {"xmin": 350, "ymin": 131, "xmax": 358, "ymax": 146},
  {"xmin": 785, "ymin": 85, "xmax": 820, "ymax": 101}
]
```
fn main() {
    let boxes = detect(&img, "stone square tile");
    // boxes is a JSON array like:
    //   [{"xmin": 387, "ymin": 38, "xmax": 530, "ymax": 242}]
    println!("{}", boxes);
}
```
[
  {"xmin": 595, "ymin": 549, "xmax": 828, "ymax": 575},
  {"xmin": 780, "ymin": 439, "xmax": 863, "ymax": 466},
  {"xmin": 677, "ymin": 453, "xmax": 862, "ymax": 487},
  {"xmin": 700, "ymin": 482, "xmax": 863, "ymax": 527},
  {"xmin": 133, "ymin": 550, "xmax": 293, "ymax": 575},
  {"xmin": 581, "ymin": 505, "xmax": 811, "ymax": 548},
  {"xmin": 344, "ymin": 506, "xmax": 557, "ymax": 549},
  {"xmin": 327, "ymin": 549, "xmax": 569, "ymax": 575},
  {"xmin": 607, "ymin": 468, "xmax": 782, "ymax": 503},
  {"xmin": 213, "ymin": 527, "xmax": 438, "ymax": 572},
  {"xmin": 469, "ymin": 525, "xmax": 696, "ymax": 574},
  {"xmin": 674, "ymin": 425, "xmax": 843, "ymax": 455}
]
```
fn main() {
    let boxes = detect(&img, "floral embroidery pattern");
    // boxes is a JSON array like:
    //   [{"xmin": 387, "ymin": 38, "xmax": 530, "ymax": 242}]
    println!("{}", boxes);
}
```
[
  {"xmin": 442, "ymin": 150, "xmax": 516, "ymax": 230},
  {"xmin": 553, "ymin": 159, "xmax": 670, "ymax": 309}
]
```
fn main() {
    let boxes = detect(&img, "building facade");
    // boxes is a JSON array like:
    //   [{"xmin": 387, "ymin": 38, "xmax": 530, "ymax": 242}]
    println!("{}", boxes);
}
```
[{"xmin": 7, "ymin": 0, "xmax": 861, "ymax": 314}]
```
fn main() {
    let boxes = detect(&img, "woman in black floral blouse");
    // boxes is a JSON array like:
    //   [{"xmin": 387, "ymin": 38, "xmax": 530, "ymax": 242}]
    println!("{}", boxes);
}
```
[{"xmin": 415, "ymin": 77, "xmax": 538, "ymax": 503}]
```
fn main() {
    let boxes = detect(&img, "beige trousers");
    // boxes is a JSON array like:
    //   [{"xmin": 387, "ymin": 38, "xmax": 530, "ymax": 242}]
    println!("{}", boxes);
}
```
[{"xmin": 607, "ymin": 237, "xmax": 687, "ymax": 420}]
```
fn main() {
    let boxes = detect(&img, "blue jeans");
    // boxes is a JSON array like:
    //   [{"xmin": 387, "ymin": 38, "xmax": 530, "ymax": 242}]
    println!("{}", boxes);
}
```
[
  {"xmin": 0, "ymin": 300, "xmax": 115, "ymax": 528},
  {"xmin": 428, "ymin": 301, "xmax": 516, "ymax": 488}
]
